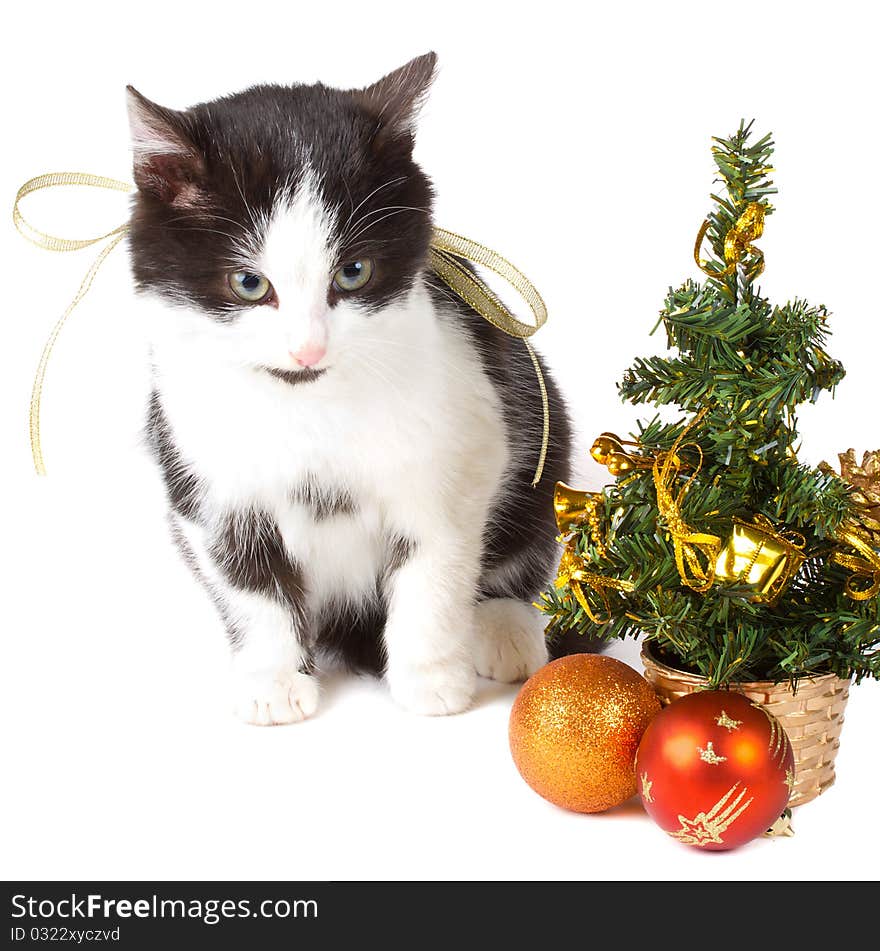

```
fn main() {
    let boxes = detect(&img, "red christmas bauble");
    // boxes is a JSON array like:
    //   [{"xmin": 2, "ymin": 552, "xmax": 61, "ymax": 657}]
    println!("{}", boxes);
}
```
[{"xmin": 635, "ymin": 690, "xmax": 794, "ymax": 850}]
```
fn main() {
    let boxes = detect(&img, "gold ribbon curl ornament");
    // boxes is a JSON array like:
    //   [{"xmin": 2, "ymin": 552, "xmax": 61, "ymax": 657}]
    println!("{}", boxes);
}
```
[
  {"xmin": 831, "ymin": 524, "xmax": 880, "ymax": 601},
  {"xmin": 16, "ymin": 175, "xmax": 551, "ymax": 483},
  {"xmin": 652, "ymin": 410, "xmax": 722, "ymax": 592},
  {"xmin": 694, "ymin": 201, "xmax": 766, "ymax": 280},
  {"xmin": 555, "ymin": 545, "xmax": 634, "ymax": 626}
]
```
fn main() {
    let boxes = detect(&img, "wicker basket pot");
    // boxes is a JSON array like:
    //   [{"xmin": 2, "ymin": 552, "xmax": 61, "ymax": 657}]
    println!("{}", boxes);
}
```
[{"xmin": 640, "ymin": 643, "xmax": 850, "ymax": 807}]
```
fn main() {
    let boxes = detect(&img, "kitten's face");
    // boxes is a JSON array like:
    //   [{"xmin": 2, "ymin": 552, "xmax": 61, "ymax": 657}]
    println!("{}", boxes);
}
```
[{"xmin": 127, "ymin": 54, "xmax": 436, "ymax": 378}]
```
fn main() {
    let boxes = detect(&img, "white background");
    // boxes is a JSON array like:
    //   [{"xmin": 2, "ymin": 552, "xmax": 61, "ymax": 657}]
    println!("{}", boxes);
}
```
[{"xmin": 2, "ymin": 0, "xmax": 878, "ymax": 881}]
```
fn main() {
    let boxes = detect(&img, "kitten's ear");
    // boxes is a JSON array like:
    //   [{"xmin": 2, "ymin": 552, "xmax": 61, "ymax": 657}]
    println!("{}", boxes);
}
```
[
  {"xmin": 354, "ymin": 52, "xmax": 438, "ymax": 148},
  {"xmin": 126, "ymin": 86, "xmax": 205, "ymax": 205}
]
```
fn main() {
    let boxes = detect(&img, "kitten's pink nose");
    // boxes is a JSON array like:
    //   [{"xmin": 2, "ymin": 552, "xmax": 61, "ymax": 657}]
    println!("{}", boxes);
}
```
[{"xmin": 290, "ymin": 344, "xmax": 326, "ymax": 368}]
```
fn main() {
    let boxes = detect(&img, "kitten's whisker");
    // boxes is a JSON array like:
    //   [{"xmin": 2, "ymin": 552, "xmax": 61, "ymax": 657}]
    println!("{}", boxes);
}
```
[
  {"xmin": 341, "ymin": 204, "xmax": 428, "ymax": 249},
  {"xmin": 149, "ymin": 225, "xmax": 238, "ymax": 240},
  {"xmin": 344, "ymin": 209, "xmax": 418, "ymax": 247},
  {"xmin": 162, "ymin": 212, "xmax": 244, "ymax": 229},
  {"xmin": 342, "ymin": 179, "xmax": 356, "ymax": 219},
  {"xmin": 422, "ymin": 275, "xmax": 474, "ymax": 309},
  {"xmin": 338, "ymin": 177, "xmax": 407, "ymax": 242},
  {"xmin": 230, "ymin": 161, "xmax": 263, "ymax": 237},
  {"xmin": 347, "ymin": 352, "xmax": 407, "ymax": 402},
  {"xmin": 356, "ymin": 336, "xmax": 475, "ymax": 387}
]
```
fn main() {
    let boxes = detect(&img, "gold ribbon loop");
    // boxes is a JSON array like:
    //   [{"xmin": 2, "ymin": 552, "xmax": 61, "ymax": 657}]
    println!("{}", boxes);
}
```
[
  {"xmin": 555, "ymin": 544, "xmax": 634, "ymax": 625},
  {"xmin": 694, "ymin": 201, "xmax": 766, "ymax": 280},
  {"xmin": 14, "ymin": 172, "xmax": 132, "ymax": 251},
  {"xmin": 652, "ymin": 410, "xmax": 722, "ymax": 592},
  {"xmin": 16, "ymin": 177, "xmax": 551, "ymax": 481},
  {"xmin": 832, "ymin": 525, "xmax": 880, "ymax": 601},
  {"xmin": 428, "ymin": 228, "xmax": 549, "ymax": 486}
]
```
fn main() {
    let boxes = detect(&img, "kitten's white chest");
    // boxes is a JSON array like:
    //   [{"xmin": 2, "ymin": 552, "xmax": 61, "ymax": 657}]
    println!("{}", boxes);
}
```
[
  {"xmin": 146, "ymin": 287, "xmax": 508, "ymax": 607},
  {"xmin": 278, "ymin": 499, "xmax": 385, "ymax": 607}
]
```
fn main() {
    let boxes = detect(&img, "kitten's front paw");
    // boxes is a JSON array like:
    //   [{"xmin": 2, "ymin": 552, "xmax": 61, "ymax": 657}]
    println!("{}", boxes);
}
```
[
  {"xmin": 232, "ymin": 667, "xmax": 319, "ymax": 726},
  {"xmin": 387, "ymin": 660, "xmax": 476, "ymax": 716},
  {"xmin": 474, "ymin": 598, "xmax": 548, "ymax": 683}
]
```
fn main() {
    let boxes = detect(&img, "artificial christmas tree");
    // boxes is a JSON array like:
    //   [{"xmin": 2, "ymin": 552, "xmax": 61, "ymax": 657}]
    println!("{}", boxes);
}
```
[{"xmin": 540, "ymin": 122, "xmax": 879, "ymax": 802}]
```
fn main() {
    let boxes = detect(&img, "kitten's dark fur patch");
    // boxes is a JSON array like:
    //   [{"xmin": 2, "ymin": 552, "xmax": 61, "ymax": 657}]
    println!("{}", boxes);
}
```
[
  {"xmin": 385, "ymin": 535, "xmax": 416, "ymax": 580},
  {"xmin": 315, "ymin": 600, "xmax": 389, "ymax": 673},
  {"xmin": 146, "ymin": 393, "xmax": 202, "ymax": 522},
  {"xmin": 168, "ymin": 517, "xmax": 246, "ymax": 649},
  {"xmin": 210, "ymin": 509, "xmax": 307, "ymax": 628},
  {"xmin": 317, "ymin": 534, "xmax": 416, "ymax": 674},
  {"xmin": 291, "ymin": 482, "xmax": 358, "ymax": 521}
]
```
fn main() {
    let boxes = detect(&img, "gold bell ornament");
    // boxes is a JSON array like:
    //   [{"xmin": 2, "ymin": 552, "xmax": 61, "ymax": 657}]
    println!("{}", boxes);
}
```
[
  {"xmin": 714, "ymin": 515, "xmax": 806, "ymax": 605},
  {"xmin": 553, "ymin": 482, "xmax": 606, "ymax": 555}
]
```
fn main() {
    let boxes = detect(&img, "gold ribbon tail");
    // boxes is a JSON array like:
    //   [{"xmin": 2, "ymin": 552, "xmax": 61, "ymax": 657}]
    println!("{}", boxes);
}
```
[
  {"xmin": 428, "ymin": 228, "xmax": 549, "ymax": 486},
  {"xmin": 14, "ymin": 172, "xmax": 132, "ymax": 474}
]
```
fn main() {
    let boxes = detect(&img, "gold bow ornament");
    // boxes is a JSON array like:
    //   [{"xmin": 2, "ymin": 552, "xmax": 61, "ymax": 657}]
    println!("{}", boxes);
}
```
[
  {"xmin": 820, "ymin": 449, "xmax": 880, "ymax": 537},
  {"xmin": 651, "ymin": 411, "xmax": 722, "ymax": 593},
  {"xmin": 15, "ymin": 173, "xmax": 551, "ymax": 483},
  {"xmin": 694, "ymin": 201, "xmax": 767, "ymax": 280},
  {"xmin": 714, "ymin": 515, "xmax": 807, "ymax": 606},
  {"xmin": 585, "ymin": 414, "xmax": 720, "ymax": 594},
  {"xmin": 820, "ymin": 449, "xmax": 880, "ymax": 601},
  {"xmin": 554, "ymin": 544, "xmax": 634, "ymax": 626},
  {"xmin": 831, "ymin": 524, "xmax": 880, "ymax": 601}
]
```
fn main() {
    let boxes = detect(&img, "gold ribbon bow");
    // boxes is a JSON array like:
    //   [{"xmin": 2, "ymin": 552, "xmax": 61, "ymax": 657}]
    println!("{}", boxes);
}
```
[
  {"xmin": 555, "ymin": 545, "xmax": 634, "ymax": 625},
  {"xmin": 694, "ymin": 201, "xmax": 766, "ymax": 280},
  {"xmin": 652, "ymin": 410, "xmax": 722, "ymax": 592},
  {"xmin": 15, "ymin": 173, "xmax": 550, "ymax": 483},
  {"xmin": 831, "ymin": 524, "xmax": 880, "ymax": 601}
]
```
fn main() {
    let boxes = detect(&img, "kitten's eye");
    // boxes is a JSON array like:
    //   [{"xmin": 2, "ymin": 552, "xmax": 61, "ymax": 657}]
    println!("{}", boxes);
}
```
[
  {"xmin": 229, "ymin": 270, "xmax": 272, "ymax": 303},
  {"xmin": 332, "ymin": 259, "xmax": 374, "ymax": 292}
]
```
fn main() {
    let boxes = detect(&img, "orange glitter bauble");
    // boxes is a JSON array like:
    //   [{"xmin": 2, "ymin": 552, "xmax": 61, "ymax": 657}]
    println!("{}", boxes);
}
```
[{"xmin": 509, "ymin": 654, "xmax": 661, "ymax": 813}]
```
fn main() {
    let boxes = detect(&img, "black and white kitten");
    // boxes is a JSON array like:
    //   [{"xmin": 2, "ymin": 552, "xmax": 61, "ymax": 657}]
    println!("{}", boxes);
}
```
[{"xmin": 128, "ymin": 53, "xmax": 572, "ymax": 724}]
